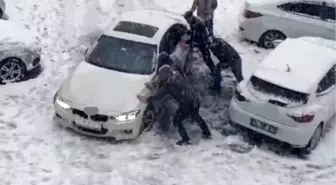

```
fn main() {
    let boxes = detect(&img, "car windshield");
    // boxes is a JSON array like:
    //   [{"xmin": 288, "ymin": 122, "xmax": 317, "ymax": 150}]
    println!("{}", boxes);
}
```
[
  {"xmin": 87, "ymin": 35, "xmax": 157, "ymax": 75},
  {"xmin": 250, "ymin": 76, "xmax": 309, "ymax": 104}
]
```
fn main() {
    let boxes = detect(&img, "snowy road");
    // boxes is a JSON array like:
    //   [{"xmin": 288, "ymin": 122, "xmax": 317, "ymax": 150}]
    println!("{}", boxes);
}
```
[{"xmin": 0, "ymin": 0, "xmax": 335, "ymax": 184}]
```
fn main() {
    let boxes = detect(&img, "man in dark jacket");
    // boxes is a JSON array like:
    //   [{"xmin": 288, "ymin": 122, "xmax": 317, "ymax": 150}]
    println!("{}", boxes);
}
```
[
  {"xmin": 210, "ymin": 37, "xmax": 244, "ymax": 93},
  {"xmin": 138, "ymin": 65, "xmax": 212, "ymax": 145},
  {"xmin": 183, "ymin": 11, "xmax": 215, "ymax": 76},
  {"xmin": 145, "ymin": 52, "xmax": 183, "ymax": 132},
  {"xmin": 190, "ymin": 0, "xmax": 218, "ymax": 36}
]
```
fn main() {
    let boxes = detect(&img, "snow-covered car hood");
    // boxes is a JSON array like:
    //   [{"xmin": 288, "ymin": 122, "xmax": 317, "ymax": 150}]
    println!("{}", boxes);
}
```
[
  {"xmin": 59, "ymin": 62, "xmax": 153, "ymax": 114},
  {"xmin": 0, "ymin": 20, "xmax": 39, "ymax": 48}
]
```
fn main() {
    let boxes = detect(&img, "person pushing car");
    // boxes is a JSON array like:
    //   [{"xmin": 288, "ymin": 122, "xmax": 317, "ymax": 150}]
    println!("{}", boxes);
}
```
[
  {"xmin": 183, "ymin": 11, "xmax": 215, "ymax": 76},
  {"xmin": 210, "ymin": 37, "xmax": 244, "ymax": 93},
  {"xmin": 138, "ymin": 65, "xmax": 212, "ymax": 145}
]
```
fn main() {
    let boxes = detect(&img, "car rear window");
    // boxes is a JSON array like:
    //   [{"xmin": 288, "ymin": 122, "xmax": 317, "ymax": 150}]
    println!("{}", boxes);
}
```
[
  {"xmin": 250, "ymin": 76, "xmax": 309, "ymax": 103},
  {"xmin": 113, "ymin": 21, "xmax": 159, "ymax": 38}
]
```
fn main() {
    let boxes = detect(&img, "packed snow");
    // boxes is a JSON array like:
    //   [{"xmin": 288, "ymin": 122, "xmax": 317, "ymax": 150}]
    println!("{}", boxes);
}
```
[{"xmin": 0, "ymin": 0, "xmax": 335, "ymax": 185}]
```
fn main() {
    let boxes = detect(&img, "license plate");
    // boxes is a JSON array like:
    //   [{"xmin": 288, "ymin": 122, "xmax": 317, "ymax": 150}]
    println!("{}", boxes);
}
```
[
  {"xmin": 74, "ymin": 117, "xmax": 102, "ymax": 130},
  {"xmin": 250, "ymin": 119, "xmax": 278, "ymax": 134}
]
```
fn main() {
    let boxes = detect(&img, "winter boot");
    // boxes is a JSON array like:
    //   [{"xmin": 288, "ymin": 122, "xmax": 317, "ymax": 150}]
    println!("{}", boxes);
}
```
[
  {"xmin": 176, "ymin": 139, "xmax": 192, "ymax": 146},
  {"xmin": 202, "ymin": 132, "xmax": 212, "ymax": 140}
]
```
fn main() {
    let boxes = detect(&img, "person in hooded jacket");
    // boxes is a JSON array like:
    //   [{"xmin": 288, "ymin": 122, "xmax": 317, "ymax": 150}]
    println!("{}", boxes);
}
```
[
  {"xmin": 190, "ymin": 0, "xmax": 218, "ymax": 36},
  {"xmin": 183, "ymin": 11, "xmax": 215, "ymax": 76},
  {"xmin": 138, "ymin": 65, "xmax": 212, "ymax": 145},
  {"xmin": 210, "ymin": 37, "xmax": 244, "ymax": 93},
  {"xmin": 143, "ymin": 35, "xmax": 196, "ymax": 133},
  {"xmin": 145, "ymin": 51, "xmax": 192, "ymax": 132}
]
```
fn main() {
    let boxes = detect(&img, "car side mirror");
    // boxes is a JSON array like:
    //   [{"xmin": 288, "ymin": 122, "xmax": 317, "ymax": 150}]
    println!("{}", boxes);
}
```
[{"xmin": 272, "ymin": 40, "xmax": 283, "ymax": 48}]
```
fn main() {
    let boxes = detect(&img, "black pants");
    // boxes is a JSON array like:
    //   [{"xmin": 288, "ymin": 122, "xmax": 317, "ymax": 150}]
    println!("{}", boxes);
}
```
[
  {"xmin": 204, "ymin": 19, "xmax": 214, "ymax": 37},
  {"xmin": 173, "ymin": 102, "xmax": 211, "ymax": 141},
  {"xmin": 198, "ymin": 43, "xmax": 215, "ymax": 75},
  {"xmin": 213, "ymin": 57, "xmax": 244, "ymax": 90}
]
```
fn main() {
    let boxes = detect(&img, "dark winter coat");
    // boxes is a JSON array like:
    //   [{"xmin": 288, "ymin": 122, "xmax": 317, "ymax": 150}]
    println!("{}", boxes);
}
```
[
  {"xmin": 148, "ymin": 71, "xmax": 199, "ymax": 109},
  {"xmin": 187, "ymin": 18, "xmax": 210, "ymax": 47},
  {"xmin": 191, "ymin": 0, "xmax": 218, "ymax": 21},
  {"xmin": 157, "ymin": 52, "xmax": 186, "ymax": 77},
  {"xmin": 210, "ymin": 37, "xmax": 241, "ymax": 67}
]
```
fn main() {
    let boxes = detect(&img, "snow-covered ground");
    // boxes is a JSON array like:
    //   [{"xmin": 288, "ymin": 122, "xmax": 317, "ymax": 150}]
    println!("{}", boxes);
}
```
[{"xmin": 0, "ymin": 0, "xmax": 335, "ymax": 184}]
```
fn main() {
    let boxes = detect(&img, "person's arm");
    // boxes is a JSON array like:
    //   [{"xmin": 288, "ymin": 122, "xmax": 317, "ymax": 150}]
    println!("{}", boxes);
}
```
[
  {"xmin": 147, "ymin": 85, "xmax": 169, "ymax": 102},
  {"xmin": 200, "ymin": 24, "xmax": 210, "ymax": 45},
  {"xmin": 212, "ymin": 0, "xmax": 218, "ymax": 9},
  {"xmin": 145, "ymin": 77, "xmax": 159, "ymax": 91},
  {"xmin": 191, "ymin": 0, "xmax": 198, "ymax": 12}
]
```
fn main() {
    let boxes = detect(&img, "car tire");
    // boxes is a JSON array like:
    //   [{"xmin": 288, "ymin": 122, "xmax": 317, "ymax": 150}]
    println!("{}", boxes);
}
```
[
  {"xmin": 0, "ymin": 58, "xmax": 27, "ymax": 84},
  {"xmin": 0, "ymin": 9, "xmax": 3, "ymax": 19},
  {"xmin": 300, "ymin": 124, "xmax": 323, "ymax": 155},
  {"xmin": 258, "ymin": 30, "xmax": 286, "ymax": 49},
  {"xmin": 140, "ymin": 106, "xmax": 156, "ymax": 133}
]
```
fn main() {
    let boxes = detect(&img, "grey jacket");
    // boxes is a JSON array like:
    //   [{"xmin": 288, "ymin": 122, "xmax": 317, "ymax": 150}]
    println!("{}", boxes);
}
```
[{"xmin": 191, "ymin": 0, "xmax": 218, "ymax": 21}]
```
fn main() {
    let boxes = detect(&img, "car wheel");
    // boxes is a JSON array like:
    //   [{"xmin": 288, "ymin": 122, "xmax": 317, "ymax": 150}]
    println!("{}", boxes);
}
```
[
  {"xmin": 0, "ymin": 58, "xmax": 26, "ymax": 84},
  {"xmin": 301, "ymin": 124, "xmax": 323, "ymax": 155},
  {"xmin": 140, "ymin": 106, "xmax": 156, "ymax": 133},
  {"xmin": 258, "ymin": 30, "xmax": 286, "ymax": 49},
  {"xmin": 0, "ymin": 9, "xmax": 3, "ymax": 19}
]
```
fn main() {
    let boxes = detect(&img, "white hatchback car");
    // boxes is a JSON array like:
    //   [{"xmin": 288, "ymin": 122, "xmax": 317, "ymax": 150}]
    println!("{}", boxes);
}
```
[
  {"xmin": 228, "ymin": 37, "xmax": 335, "ymax": 153},
  {"xmin": 239, "ymin": 0, "xmax": 335, "ymax": 48},
  {"xmin": 53, "ymin": 10, "xmax": 189, "ymax": 140}
]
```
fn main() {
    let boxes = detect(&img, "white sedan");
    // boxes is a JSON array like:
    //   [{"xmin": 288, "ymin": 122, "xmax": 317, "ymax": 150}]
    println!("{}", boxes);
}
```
[
  {"xmin": 239, "ymin": 0, "xmax": 335, "ymax": 48},
  {"xmin": 0, "ymin": 20, "xmax": 42, "ymax": 84},
  {"xmin": 229, "ymin": 37, "xmax": 335, "ymax": 154},
  {"xmin": 53, "ymin": 10, "xmax": 189, "ymax": 140}
]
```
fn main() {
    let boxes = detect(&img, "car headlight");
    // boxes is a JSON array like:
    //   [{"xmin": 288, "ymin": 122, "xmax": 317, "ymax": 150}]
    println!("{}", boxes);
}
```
[
  {"xmin": 54, "ymin": 95, "xmax": 71, "ymax": 110},
  {"xmin": 115, "ymin": 110, "xmax": 140, "ymax": 122}
]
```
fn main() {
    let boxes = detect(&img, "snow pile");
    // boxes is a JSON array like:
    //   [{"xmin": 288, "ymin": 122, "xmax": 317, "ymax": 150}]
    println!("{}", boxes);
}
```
[{"xmin": 0, "ymin": 19, "xmax": 39, "ymax": 47}]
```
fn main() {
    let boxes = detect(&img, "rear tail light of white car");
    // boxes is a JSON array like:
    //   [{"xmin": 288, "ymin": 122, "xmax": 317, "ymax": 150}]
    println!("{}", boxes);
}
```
[
  {"xmin": 243, "ymin": 9, "xmax": 263, "ymax": 18},
  {"xmin": 287, "ymin": 112, "xmax": 315, "ymax": 123}
]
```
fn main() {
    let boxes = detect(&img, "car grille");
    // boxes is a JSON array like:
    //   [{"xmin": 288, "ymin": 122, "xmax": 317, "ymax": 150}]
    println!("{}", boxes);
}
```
[
  {"xmin": 32, "ymin": 57, "xmax": 40, "ymax": 66},
  {"xmin": 72, "ymin": 122, "xmax": 109, "ymax": 135},
  {"xmin": 72, "ymin": 108, "xmax": 109, "ymax": 122},
  {"xmin": 72, "ymin": 109, "xmax": 88, "ymax": 119},
  {"xmin": 90, "ymin": 114, "xmax": 108, "ymax": 122}
]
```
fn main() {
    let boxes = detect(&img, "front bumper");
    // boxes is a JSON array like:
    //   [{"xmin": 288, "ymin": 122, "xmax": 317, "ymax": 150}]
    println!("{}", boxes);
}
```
[
  {"xmin": 53, "ymin": 104, "xmax": 143, "ymax": 140},
  {"xmin": 228, "ymin": 99, "xmax": 316, "ymax": 148}
]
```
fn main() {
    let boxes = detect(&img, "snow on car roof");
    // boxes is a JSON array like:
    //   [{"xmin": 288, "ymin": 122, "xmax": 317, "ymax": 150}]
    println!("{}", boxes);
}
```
[
  {"xmin": 253, "ymin": 37, "xmax": 336, "ymax": 93},
  {"xmin": 104, "ymin": 9, "xmax": 188, "ymax": 45},
  {"xmin": 0, "ymin": 20, "xmax": 38, "ymax": 47}
]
